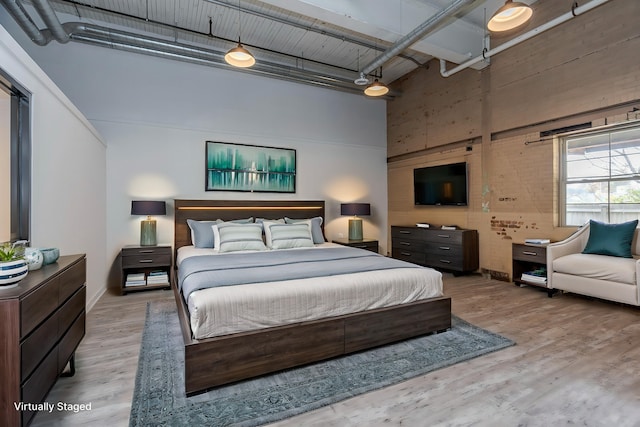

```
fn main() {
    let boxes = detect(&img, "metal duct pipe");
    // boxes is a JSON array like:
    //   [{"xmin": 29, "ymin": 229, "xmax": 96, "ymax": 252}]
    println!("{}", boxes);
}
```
[
  {"xmin": 31, "ymin": 0, "xmax": 69, "ymax": 43},
  {"xmin": 0, "ymin": 0, "xmax": 51, "ymax": 45},
  {"xmin": 440, "ymin": 0, "xmax": 612, "ymax": 77},
  {"xmin": 0, "ymin": 1, "xmax": 390, "ymax": 96},
  {"xmin": 63, "ymin": 23, "xmax": 371, "ymax": 96},
  {"xmin": 361, "ymin": 0, "xmax": 475, "ymax": 76}
]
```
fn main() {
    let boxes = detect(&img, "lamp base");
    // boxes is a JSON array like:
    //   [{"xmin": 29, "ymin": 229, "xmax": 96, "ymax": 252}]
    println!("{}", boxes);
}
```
[
  {"xmin": 140, "ymin": 219, "xmax": 157, "ymax": 246},
  {"xmin": 348, "ymin": 218, "xmax": 363, "ymax": 241}
]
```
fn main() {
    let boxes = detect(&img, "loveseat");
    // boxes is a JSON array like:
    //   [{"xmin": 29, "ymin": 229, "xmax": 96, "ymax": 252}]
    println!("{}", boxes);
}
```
[{"xmin": 547, "ymin": 220, "xmax": 640, "ymax": 306}]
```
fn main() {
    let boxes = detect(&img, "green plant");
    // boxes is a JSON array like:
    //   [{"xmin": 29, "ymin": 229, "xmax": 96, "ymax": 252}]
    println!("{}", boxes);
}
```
[{"xmin": 0, "ymin": 242, "xmax": 21, "ymax": 262}]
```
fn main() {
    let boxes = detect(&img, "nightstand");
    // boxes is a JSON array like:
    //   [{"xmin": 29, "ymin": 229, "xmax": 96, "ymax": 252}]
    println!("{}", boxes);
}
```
[
  {"xmin": 121, "ymin": 245, "xmax": 172, "ymax": 295},
  {"xmin": 332, "ymin": 238, "xmax": 379, "ymax": 253},
  {"xmin": 512, "ymin": 243, "xmax": 556, "ymax": 297}
]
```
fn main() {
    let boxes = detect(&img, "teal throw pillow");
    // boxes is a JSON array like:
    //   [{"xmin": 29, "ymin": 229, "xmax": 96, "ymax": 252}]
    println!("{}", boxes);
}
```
[{"xmin": 582, "ymin": 219, "xmax": 638, "ymax": 258}]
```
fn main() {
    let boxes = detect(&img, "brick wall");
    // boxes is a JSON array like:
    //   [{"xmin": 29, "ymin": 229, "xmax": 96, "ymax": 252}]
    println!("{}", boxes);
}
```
[{"xmin": 387, "ymin": 0, "xmax": 640, "ymax": 279}]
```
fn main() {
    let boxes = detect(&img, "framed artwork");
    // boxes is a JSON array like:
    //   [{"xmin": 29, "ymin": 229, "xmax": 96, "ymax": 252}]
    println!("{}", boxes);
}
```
[{"xmin": 205, "ymin": 141, "xmax": 296, "ymax": 193}]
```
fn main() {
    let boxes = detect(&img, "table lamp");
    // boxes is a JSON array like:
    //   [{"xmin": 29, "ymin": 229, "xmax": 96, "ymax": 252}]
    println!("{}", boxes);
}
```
[
  {"xmin": 131, "ymin": 200, "xmax": 166, "ymax": 246},
  {"xmin": 340, "ymin": 203, "xmax": 371, "ymax": 241}
]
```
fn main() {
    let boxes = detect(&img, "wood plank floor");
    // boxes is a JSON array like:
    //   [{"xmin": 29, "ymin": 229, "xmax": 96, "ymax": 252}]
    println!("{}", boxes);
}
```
[{"xmin": 32, "ymin": 275, "xmax": 640, "ymax": 426}]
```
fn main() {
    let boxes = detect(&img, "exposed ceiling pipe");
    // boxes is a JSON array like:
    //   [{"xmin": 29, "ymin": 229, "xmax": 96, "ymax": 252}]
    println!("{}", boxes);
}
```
[
  {"xmin": 201, "ymin": 0, "xmax": 422, "ymax": 66},
  {"xmin": 361, "ymin": 0, "xmax": 475, "ymax": 77},
  {"xmin": 1, "ymin": 0, "xmax": 392, "ymax": 97},
  {"xmin": 439, "ymin": 0, "xmax": 612, "ymax": 77},
  {"xmin": 0, "ymin": 0, "xmax": 51, "ymax": 45},
  {"xmin": 62, "ymin": 23, "xmax": 377, "ymax": 97},
  {"xmin": 31, "ymin": 0, "xmax": 70, "ymax": 43}
]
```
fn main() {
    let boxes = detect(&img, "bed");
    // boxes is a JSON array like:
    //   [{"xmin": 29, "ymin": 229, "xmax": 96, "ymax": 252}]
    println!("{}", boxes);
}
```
[{"xmin": 172, "ymin": 199, "xmax": 451, "ymax": 395}]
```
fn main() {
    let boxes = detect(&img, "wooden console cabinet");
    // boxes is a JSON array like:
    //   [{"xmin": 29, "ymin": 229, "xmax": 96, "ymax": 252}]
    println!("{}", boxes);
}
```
[
  {"xmin": 0, "ymin": 255, "xmax": 86, "ymax": 426},
  {"xmin": 391, "ymin": 226, "xmax": 479, "ymax": 274}
]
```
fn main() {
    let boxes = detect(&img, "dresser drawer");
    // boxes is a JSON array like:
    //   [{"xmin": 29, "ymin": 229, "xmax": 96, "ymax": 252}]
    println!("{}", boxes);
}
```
[
  {"xmin": 58, "ymin": 312, "xmax": 85, "ymax": 372},
  {"xmin": 392, "ymin": 248, "xmax": 426, "ymax": 265},
  {"xmin": 349, "ymin": 242, "xmax": 379, "ymax": 252},
  {"xmin": 423, "ymin": 242, "xmax": 462, "ymax": 257},
  {"xmin": 391, "ymin": 227, "xmax": 426, "ymax": 239},
  {"xmin": 512, "ymin": 244, "xmax": 547, "ymax": 264},
  {"xmin": 392, "ymin": 239, "xmax": 425, "ymax": 252},
  {"xmin": 21, "ymin": 311, "xmax": 59, "ymax": 382},
  {"xmin": 423, "ymin": 231, "xmax": 464, "ymax": 245},
  {"xmin": 58, "ymin": 286, "xmax": 85, "ymax": 338},
  {"xmin": 122, "ymin": 253, "xmax": 171, "ymax": 268},
  {"xmin": 425, "ymin": 254, "xmax": 464, "ymax": 271},
  {"xmin": 122, "ymin": 246, "xmax": 171, "ymax": 257},
  {"xmin": 21, "ymin": 277, "xmax": 59, "ymax": 338},
  {"xmin": 59, "ymin": 258, "xmax": 86, "ymax": 304}
]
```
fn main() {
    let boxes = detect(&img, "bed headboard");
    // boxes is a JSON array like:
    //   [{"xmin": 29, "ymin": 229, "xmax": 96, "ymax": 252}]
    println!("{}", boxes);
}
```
[{"xmin": 174, "ymin": 199, "xmax": 326, "ymax": 251}]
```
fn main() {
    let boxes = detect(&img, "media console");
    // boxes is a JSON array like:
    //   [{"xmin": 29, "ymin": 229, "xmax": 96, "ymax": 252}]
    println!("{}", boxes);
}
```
[{"xmin": 391, "ymin": 225, "xmax": 479, "ymax": 274}]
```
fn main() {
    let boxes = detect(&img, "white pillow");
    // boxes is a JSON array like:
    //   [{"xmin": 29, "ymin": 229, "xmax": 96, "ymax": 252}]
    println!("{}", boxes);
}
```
[
  {"xmin": 217, "ymin": 222, "xmax": 267, "ymax": 253},
  {"xmin": 263, "ymin": 222, "xmax": 314, "ymax": 249},
  {"xmin": 284, "ymin": 216, "xmax": 325, "ymax": 243}
]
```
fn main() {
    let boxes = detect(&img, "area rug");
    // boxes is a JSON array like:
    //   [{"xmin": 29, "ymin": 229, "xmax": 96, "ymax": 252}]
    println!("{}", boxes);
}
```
[{"xmin": 129, "ymin": 301, "xmax": 514, "ymax": 427}]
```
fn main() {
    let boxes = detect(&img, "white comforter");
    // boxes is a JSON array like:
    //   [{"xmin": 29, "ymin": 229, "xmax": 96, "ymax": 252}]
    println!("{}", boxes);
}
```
[{"xmin": 177, "ymin": 243, "xmax": 443, "ymax": 339}]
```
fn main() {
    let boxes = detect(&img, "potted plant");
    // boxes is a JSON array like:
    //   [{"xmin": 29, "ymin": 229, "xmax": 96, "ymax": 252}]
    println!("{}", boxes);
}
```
[{"xmin": 0, "ymin": 242, "xmax": 28, "ymax": 287}]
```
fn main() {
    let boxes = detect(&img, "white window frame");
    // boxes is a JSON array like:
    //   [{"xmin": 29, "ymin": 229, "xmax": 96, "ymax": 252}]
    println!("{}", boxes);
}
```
[{"xmin": 559, "ymin": 121, "xmax": 640, "ymax": 226}]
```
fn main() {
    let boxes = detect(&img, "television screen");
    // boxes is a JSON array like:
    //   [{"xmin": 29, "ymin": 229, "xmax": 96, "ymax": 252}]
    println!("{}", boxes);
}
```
[{"xmin": 414, "ymin": 162, "xmax": 468, "ymax": 206}]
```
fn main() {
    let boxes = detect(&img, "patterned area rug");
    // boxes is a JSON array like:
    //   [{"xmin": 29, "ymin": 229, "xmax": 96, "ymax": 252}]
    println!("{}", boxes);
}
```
[{"xmin": 130, "ymin": 301, "xmax": 514, "ymax": 427}]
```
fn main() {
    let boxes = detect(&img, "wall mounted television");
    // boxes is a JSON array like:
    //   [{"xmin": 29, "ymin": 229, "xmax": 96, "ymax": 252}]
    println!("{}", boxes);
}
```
[{"xmin": 414, "ymin": 162, "xmax": 468, "ymax": 206}]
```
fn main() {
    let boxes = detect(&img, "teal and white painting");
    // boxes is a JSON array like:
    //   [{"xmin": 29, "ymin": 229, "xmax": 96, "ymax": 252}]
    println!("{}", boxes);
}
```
[{"xmin": 205, "ymin": 141, "xmax": 296, "ymax": 193}]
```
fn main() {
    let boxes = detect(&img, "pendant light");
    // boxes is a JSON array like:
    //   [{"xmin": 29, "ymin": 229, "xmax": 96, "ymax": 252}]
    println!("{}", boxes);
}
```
[
  {"xmin": 364, "ymin": 79, "xmax": 389, "ymax": 97},
  {"xmin": 225, "ymin": 1, "xmax": 255, "ymax": 68},
  {"xmin": 364, "ymin": 67, "xmax": 389, "ymax": 97},
  {"xmin": 487, "ymin": 0, "xmax": 533, "ymax": 32}
]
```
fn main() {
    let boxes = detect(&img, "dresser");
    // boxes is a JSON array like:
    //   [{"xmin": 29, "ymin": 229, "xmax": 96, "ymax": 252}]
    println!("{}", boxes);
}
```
[
  {"xmin": 0, "ymin": 254, "xmax": 86, "ymax": 427},
  {"xmin": 391, "ymin": 226, "xmax": 479, "ymax": 274}
]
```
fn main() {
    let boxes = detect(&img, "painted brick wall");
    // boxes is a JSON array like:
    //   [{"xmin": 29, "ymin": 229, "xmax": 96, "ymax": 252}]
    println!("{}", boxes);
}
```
[{"xmin": 387, "ymin": 0, "xmax": 640, "ymax": 279}]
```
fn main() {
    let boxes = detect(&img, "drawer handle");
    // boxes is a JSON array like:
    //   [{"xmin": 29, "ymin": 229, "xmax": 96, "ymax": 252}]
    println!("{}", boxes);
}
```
[
  {"xmin": 139, "ymin": 259, "xmax": 154, "ymax": 263},
  {"xmin": 400, "ymin": 242, "xmax": 411, "ymax": 246},
  {"xmin": 401, "ymin": 252, "xmax": 411, "ymax": 256},
  {"xmin": 355, "ymin": 245, "xmax": 368, "ymax": 249},
  {"xmin": 439, "ymin": 246, "xmax": 450, "ymax": 250},
  {"xmin": 139, "ymin": 250, "xmax": 155, "ymax": 253},
  {"xmin": 399, "ymin": 231, "xmax": 411, "ymax": 234},
  {"xmin": 522, "ymin": 251, "xmax": 538, "ymax": 256},
  {"xmin": 437, "ymin": 234, "xmax": 450, "ymax": 238},
  {"xmin": 439, "ymin": 259, "xmax": 451, "ymax": 264}
]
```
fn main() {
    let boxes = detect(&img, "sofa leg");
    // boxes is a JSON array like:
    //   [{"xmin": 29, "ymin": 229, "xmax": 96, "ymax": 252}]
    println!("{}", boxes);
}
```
[{"xmin": 547, "ymin": 289, "xmax": 558, "ymax": 298}]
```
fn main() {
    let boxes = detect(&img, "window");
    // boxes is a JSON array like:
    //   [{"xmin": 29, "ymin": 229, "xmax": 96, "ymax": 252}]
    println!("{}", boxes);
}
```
[
  {"xmin": 0, "ymin": 69, "xmax": 31, "ymax": 243},
  {"xmin": 559, "ymin": 123, "xmax": 640, "ymax": 226}
]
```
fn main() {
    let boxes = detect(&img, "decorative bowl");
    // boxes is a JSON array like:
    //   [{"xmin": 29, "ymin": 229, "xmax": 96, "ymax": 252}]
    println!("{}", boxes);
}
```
[
  {"xmin": 41, "ymin": 248, "xmax": 60, "ymax": 265},
  {"xmin": 0, "ymin": 259, "xmax": 28, "ymax": 287},
  {"xmin": 24, "ymin": 247, "xmax": 44, "ymax": 271}
]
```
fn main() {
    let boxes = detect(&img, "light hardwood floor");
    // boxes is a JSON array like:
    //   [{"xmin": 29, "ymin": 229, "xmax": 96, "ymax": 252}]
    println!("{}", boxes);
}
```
[{"xmin": 32, "ymin": 275, "xmax": 640, "ymax": 426}]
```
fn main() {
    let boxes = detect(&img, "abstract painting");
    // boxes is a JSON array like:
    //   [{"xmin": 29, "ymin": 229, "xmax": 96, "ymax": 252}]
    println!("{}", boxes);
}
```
[{"xmin": 205, "ymin": 141, "xmax": 296, "ymax": 193}]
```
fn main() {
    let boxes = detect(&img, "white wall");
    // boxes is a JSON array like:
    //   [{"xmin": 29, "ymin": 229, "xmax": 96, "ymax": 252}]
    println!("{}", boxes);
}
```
[
  {"xmin": 0, "ymin": 25, "xmax": 107, "ymax": 308},
  {"xmin": 0, "ymin": 91, "xmax": 9, "ymax": 241},
  {"xmin": 1, "ymin": 14, "xmax": 388, "ymax": 292}
]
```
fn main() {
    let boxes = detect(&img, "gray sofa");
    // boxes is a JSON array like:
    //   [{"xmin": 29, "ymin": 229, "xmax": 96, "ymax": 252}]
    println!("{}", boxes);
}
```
[{"xmin": 547, "ymin": 221, "xmax": 640, "ymax": 306}]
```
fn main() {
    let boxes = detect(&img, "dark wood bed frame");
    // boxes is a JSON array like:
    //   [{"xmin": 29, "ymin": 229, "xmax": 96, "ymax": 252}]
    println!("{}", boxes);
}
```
[{"xmin": 172, "ymin": 199, "xmax": 452, "ymax": 395}]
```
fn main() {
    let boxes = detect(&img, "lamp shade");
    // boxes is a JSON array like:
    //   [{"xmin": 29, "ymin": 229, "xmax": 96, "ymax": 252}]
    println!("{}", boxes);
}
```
[
  {"xmin": 487, "ymin": 0, "xmax": 533, "ymax": 32},
  {"xmin": 131, "ymin": 201, "xmax": 166, "ymax": 216},
  {"xmin": 224, "ymin": 43, "xmax": 256, "ymax": 68},
  {"xmin": 340, "ymin": 203, "xmax": 371, "ymax": 216},
  {"xmin": 364, "ymin": 79, "xmax": 389, "ymax": 97}
]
